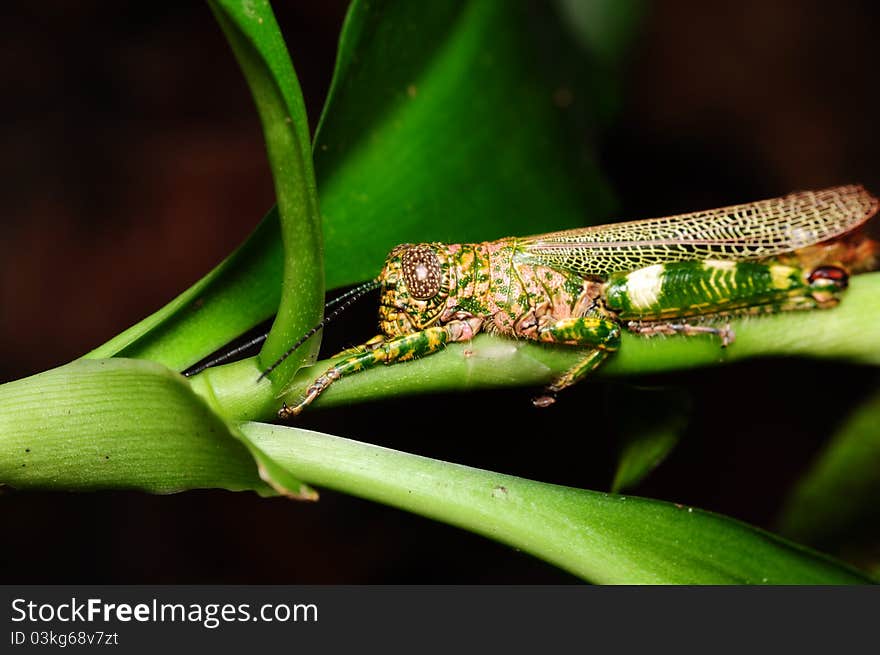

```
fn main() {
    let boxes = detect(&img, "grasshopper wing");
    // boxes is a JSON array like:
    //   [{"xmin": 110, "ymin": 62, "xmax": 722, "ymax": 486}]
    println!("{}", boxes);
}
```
[{"xmin": 519, "ymin": 185, "xmax": 878, "ymax": 278}]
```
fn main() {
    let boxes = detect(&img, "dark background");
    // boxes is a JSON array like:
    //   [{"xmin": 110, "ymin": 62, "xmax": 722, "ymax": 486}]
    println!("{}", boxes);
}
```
[{"xmin": 2, "ymin": 2, "xmax": 879, "ymax": 583}]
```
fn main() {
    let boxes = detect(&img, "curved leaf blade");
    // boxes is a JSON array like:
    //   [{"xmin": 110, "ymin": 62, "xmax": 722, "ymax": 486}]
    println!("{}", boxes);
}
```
[
  {"xmin": 239, "ymin": 421, "xmax": 871, "ymax": 584},
  {"xmin": 209, "ymin": 0, "xmax": 323, "ymax": 385},
  {"xmin": 610, "ymin": 386, "xmax": 690, "ymax": 493},
  {"xmin": 779, "ymin": 384, "xmax": 880, "ymax": 548},
  {"xmin": 0, "ymin": 359, "xmax": 273, "ymax": 494}
]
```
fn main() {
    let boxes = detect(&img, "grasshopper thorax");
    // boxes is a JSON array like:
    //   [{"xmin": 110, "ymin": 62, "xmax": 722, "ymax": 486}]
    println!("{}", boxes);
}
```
[{"xmin": 379, "ymin": 243, "xmax": 454, "ymax": 335}]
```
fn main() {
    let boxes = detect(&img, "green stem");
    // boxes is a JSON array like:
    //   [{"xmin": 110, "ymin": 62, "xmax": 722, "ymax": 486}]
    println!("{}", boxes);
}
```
[
  {"xmin": 239, "ymin": 421, "xmax": 871, "ymax": 583},
  {"xmin": 196, "ymin": 272, "xmax": 880, "ymax": 421}
]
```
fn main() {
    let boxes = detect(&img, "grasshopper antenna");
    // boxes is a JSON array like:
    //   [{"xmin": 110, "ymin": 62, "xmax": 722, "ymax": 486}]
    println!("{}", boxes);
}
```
[
  {"xmin": 257, "ymin": 278, "xmax": 381, "ymax": 382},
  {"xmin": 183, "ymin": 280, "xmax": 381, "ymax": 378},
  {"xmin": 183, "ymin": 333, "xmax": 271, "ymax": 377}
]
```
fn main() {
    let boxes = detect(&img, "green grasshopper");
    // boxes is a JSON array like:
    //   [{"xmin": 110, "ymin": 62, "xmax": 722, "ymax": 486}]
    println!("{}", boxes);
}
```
[{"xmin": 268, "ymin": 185, "xmax": 879, "ymax": 417}]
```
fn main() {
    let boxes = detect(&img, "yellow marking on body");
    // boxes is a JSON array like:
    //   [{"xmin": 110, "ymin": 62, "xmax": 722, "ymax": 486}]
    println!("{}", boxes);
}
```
[
  {"xmin": 626, "ymin": 265, "xmax": 664, "ymax": 310},
  {"xmin": 699, "ymin": 276, "xmax": 712, "ymax": 298},
  {"xmin": 705, "ymin": 261, "xmax": 738, "ymax": 298},
  {"xmin": 770, "ymin": 265, "xmax": 797, "ymax": 290},
  {"xmin": 714, "ymin": 267, "xmax": 730, "ymax": 296},
  {"xmin": 705, "ymin": 260, "xmax": 736, "ymax": 271}
]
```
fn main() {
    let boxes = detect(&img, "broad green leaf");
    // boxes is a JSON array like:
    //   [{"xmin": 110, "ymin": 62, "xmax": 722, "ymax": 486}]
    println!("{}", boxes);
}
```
[
  {"xmin": 610, "ymin": 386, "xmax": 689, "ymax": 493},
  {"xmin": 238, "ymin": 421, "xmax": 871, "ymax": 584},
  {"xmin": 89, "ymin": 0, "xmax": 630, "ymax": 367},
  {"xmin": 209, "ymin": 0, "xmax": 323, "ymax": 385},
  {"xmin": 315, "ymin": 0, "xmax": 619, "ymax": 288},
  {"xmin": 778, "ymin": 384, "xmax": 880, "ymax": 547},
  {"xmin": 0, "ymin": 357, "xmax": 317, "ymax": 499},
  {"xmin": 0, "ymin": 359, "xmax": 273, "ymax": 494}
]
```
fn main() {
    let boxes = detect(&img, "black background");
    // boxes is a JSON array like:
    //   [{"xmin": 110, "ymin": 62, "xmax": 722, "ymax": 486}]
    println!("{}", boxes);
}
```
[{"xmin": 1, "ymin": 2, "xmax": 879, "ymax": 583}]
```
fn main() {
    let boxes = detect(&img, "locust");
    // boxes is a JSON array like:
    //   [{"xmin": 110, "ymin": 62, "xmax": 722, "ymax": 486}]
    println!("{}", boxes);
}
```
[{"xmin": 265, "ymin": 185, "xmax": 879, "ymax": 418}]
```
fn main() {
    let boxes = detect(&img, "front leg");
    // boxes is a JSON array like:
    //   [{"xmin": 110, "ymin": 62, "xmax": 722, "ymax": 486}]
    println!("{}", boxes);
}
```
[
  {"xmin": 278, "ymin": 318, "xmax": 482, "ymax": 418},
  {"xmin": 332, "ymin": 334, "xmax": 385, "ymax": 357}
]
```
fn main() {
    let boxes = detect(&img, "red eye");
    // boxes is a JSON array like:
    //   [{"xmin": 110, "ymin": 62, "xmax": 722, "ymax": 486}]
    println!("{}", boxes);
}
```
[{"xmin": 808, "ymin": 265, "xmax": 849, "ymax": 289}]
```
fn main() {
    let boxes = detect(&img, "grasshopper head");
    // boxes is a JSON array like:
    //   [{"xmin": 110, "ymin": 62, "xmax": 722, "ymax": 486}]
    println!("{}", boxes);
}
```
[{"xmin": 378, "ymin": 243, "xmax": 453, "ymax": 335}]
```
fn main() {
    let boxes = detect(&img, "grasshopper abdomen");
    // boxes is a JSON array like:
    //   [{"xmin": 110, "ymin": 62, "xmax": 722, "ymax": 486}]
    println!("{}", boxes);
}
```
[{"xmin": 604, "ymin": 260, "xmax": 849, "ymax": 321}]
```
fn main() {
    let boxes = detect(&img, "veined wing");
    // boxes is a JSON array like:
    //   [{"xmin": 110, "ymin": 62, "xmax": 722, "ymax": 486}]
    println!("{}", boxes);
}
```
[{"xmin": 520, "ymin": 185, "xmax": 879, "ymax": 277}]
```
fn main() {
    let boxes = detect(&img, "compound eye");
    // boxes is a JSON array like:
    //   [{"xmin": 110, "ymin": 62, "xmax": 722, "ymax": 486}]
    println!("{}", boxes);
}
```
[{"xmin": 401, "ymin": 246, "xmax": 442, "ymax": 299}]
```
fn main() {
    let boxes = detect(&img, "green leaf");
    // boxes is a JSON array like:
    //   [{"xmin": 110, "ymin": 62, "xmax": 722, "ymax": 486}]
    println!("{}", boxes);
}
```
[
  {"xmin": 612, "ymin": 428, "xmax": 680, "ymax": 493},
  {"xmin": 0, "ymin": 359, "xmax": 272, "ymax": 494},
  {"xmin": 315, "ymin": 0, "xmax": 620, "ymax": 288},
  {"xmin": 554, "ymin": 0, "xmax": 645, "ymax": 65},
  {"xmin": 238, "ymin": 421, "xmax": 871, "ymax": 584},
  {"xmin": 610, "ymin": 386, "xmax": 689, "ymax": 493},
  {"xmin": 0, "ymin": 357, "xmax": 318, "ymax": 499},
  {"xmin": 778, "ymin": 383, "xmax": 880, "ymax": 547},
  {"xmin": 209, "ymin": 0, "xmax": 323, "ymax": 385}
]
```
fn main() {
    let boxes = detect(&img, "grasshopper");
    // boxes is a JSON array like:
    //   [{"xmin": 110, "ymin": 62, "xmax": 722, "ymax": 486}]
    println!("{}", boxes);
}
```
[{"xmin": 269, "ymin": 185, "xmax": 879, "ymax": 417}]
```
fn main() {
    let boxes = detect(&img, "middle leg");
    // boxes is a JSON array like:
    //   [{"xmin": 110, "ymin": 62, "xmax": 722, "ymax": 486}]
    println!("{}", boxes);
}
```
[{"xmin": 532, "ymin": 315, "xmax": 621, "ymax": 407}]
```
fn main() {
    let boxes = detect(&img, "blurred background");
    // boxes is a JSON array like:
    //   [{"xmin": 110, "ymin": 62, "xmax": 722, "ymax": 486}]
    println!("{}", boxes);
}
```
[{"xmin": 1, "ymin": 1, "xmax": 879, "ymax": 582}]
